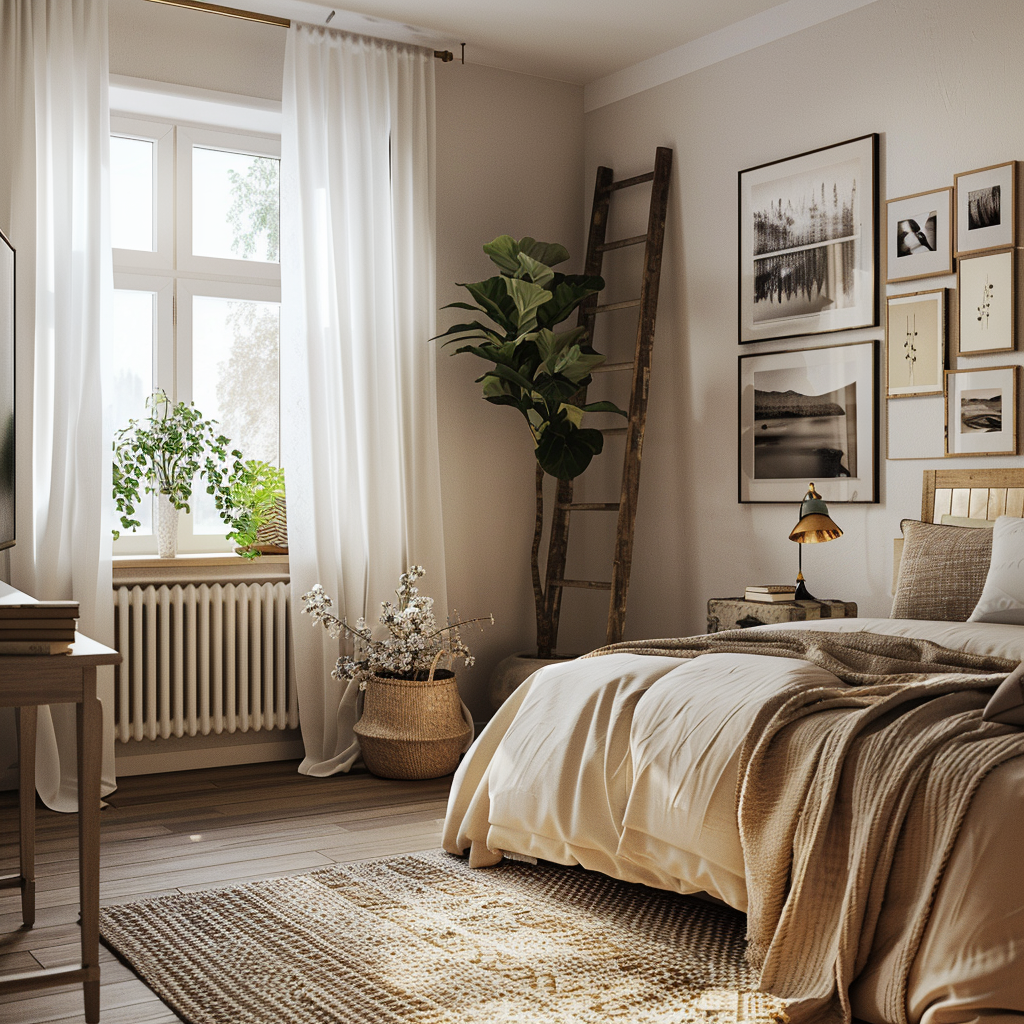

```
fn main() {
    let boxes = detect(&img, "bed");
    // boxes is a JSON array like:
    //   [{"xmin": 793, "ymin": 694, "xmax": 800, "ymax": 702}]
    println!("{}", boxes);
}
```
[{"xmin": 443, "ymin": 469, "xmax": 1024, "ymax": 1024}]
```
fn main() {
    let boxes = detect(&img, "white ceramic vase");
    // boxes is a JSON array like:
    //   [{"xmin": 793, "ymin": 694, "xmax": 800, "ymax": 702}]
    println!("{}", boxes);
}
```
[{"xmin": 155, "ymin": 492, "xmax": 178, "ymax": 558}]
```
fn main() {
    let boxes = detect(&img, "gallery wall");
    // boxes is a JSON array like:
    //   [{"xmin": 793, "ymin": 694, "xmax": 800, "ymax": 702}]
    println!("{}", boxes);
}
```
[
  {"xmin": 107, "ymin": 0, "xmax": 585, "ymax": 720},
  {"xmin": 566, "ymin": 0, "xmax": 1024, "ymax": 654}
]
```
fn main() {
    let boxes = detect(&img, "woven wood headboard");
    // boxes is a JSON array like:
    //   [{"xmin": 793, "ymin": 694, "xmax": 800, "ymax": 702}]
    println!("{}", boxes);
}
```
[
  {"xmin": 921, "ymin": 468, "xmax": 1024, "ymax": 523},
  {"xmin": 892, "ymin": 469, "xmax": 1024, "ymax": 594}
]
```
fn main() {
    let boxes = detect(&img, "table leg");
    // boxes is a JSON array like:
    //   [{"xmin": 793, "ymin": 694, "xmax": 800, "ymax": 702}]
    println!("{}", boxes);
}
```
[
  {"xmin": 78, "ymin": 670, "xmax": 102, "ymax": 1024},
  {"xmin": 15, "ymin": 705, "xmax": 37, "ymax": 928}
]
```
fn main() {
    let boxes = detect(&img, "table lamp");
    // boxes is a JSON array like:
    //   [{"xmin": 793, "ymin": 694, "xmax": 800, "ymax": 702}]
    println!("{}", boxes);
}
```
[{"xmin": 788, "ymin": 482, "xmax": 842, "ymax": 601}]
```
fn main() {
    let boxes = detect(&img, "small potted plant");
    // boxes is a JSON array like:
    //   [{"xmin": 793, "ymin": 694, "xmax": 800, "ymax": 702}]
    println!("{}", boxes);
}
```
[
  {"xmin": 112, "ymin": 390, "xmax": 244, "ymax": 558},
  {"xmin": 221, "ymin": 459, "xmax": 287, "ymax": 560},
  {"xmin": 302, "ymin": 566, "xmax": 492, "ymax": 779}
]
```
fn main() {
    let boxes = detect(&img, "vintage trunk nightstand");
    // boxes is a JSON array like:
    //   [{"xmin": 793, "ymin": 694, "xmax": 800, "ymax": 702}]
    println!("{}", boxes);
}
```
[{"xmin": 707, "ymin": 597, "xmax": 858, "ymax": 633}]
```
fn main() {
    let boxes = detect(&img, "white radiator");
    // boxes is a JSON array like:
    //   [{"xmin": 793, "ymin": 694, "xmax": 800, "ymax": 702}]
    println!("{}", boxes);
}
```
[{"xmin": 113, "ymin": 582, "xmax": 297, "ymax": 742}]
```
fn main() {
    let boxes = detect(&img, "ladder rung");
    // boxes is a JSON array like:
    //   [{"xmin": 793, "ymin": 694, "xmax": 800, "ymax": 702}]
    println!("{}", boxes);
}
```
[
  {"xmin": 605, "ymin": 170, "xmax": 655, "ymax": 192},
  {"xmin": 600, "ymin": 427, "xmax": 628, "ymax": 436},
  {"xmin": 551, "ymin": 579, "xmax": 613, "ymax": 591},
  {"xmin": 556, "ymin": 502, "xmax": 620, "ymax": 511},
  {"xmin": 598, "ymin": 234, "xmax": 647, "ymax": 252},
  {"xmin": 594, "ymin": 298, "xmax": 641, "ymax": 313},
  {"xmin": 592, "ymin": 361, "xmax": 633, "ymax": 373}
]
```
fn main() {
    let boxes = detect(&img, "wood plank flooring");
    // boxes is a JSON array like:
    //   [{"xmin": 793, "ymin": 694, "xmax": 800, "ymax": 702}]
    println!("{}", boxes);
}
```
[{"xmin": 0, "ymin": 759, "xmax": 453, "ymax": 1024}]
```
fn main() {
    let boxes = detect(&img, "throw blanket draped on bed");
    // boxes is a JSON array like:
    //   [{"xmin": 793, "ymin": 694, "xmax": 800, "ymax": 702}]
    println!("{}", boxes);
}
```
[{"xmin": 589, "ymin": 630, "xmax": 1024, "ymax": 1024}]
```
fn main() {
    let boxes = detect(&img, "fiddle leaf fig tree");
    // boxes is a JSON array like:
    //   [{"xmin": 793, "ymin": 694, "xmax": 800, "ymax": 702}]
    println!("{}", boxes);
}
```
[
  {"xmin": 434, "ymin": 235, "xmax": 625, "ymax": 480},
  {"xmin": 435, "ymin": 236, "xmax": 628, "ymax": 658},
  {"xmin": 112, "ymin": 390, "xmax": 245, "ymax": 539}
]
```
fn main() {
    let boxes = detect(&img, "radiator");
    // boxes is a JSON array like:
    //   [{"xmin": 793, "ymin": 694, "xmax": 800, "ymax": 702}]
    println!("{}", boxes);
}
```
[{"xmin": 113, "ymin": 582, "xmax": 298, "ymax": 742}]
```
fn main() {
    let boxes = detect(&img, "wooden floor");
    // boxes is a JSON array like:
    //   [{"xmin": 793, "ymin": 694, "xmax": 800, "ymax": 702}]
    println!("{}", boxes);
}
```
[{"xmin": 0, "ymin": 759, "xmax": 453, "ymax": 1024}]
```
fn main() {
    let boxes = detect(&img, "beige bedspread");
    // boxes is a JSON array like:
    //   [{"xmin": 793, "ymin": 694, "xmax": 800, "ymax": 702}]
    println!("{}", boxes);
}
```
[{"xmin": 443, "ymin": 622, "xmax": 1024, "ymax": 1024}]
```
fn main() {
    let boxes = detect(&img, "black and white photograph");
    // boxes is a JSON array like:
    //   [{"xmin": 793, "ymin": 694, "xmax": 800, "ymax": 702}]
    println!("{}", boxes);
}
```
[
  {"xmin": 886, "ymin": 187, "xmax": 953, "ymax": 283},
  {"xmin": 739, "ymin": 340, "xmax": 878, "ymax": 502},
  {"xmin": 945, "ymin": 365, "xmax": 1019, "ymax": 456},
  {"xmin": 738, "ymin": 134, "xmax": 878, "ymax": 343},
  {"xmin": 956, "ymin": 248, "xmax": 1014, "ymax": 356},
  {"xmin": 954, "ymin": 161, "xmax": 1016, "ymax": 255},
  {"xmin": 960, "ymin": 388, "xmax": 1001, "ymax": 433}
]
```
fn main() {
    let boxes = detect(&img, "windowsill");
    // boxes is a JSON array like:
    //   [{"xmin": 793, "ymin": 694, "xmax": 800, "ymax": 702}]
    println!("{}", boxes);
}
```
[{"xmin": 113, "ymin": 551, "xmax": 289, "ymax": 587}]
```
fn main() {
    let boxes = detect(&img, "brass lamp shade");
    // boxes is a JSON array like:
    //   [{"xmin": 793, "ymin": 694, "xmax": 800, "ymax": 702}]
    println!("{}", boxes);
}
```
[{"xmin": 788, "ymin": 484, "xmax": 842, "ymax": 600}]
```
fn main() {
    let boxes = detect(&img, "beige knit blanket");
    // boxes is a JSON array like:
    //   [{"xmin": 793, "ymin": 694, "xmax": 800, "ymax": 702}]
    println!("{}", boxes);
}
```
[{"xmin": 588, "ymin": 629, "xmax": 1024, "ymax": 1024}]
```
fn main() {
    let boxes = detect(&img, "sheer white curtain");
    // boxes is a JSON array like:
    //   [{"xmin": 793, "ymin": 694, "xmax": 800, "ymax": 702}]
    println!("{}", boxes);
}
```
[
  {"xmin": 0, "ymin": 0, "xmax": 115, "ymax": 810},
  {"xmin": 281, "ymin": 25, "xmax": 452, "ymax": 775}
]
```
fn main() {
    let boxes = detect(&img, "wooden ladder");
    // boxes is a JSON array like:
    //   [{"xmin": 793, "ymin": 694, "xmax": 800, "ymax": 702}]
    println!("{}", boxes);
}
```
[{"xmin": 537, "ymin": 146, "xmax": 673, "ymax": 656}]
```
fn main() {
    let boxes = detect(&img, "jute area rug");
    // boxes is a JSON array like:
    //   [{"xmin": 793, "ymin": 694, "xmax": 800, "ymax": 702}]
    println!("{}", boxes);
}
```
[{"xmin": 99, "ymin": 849, "xmax": 785, "ymax": 1024}]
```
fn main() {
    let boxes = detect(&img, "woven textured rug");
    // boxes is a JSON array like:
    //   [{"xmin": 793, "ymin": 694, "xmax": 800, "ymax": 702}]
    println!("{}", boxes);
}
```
[{"xmin": 99, "ymin": 849, "xmax": 785, "ymax": 1024}]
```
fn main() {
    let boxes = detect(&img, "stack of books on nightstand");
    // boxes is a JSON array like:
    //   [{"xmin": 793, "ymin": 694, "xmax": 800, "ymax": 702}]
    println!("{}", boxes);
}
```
[
  {"xmin": 744, "ymin": 585, "xmax": 797, "ymax": 603},
  {"xmin": 0, "ymin": 600, "xmax": 79, "ymax": 655}
]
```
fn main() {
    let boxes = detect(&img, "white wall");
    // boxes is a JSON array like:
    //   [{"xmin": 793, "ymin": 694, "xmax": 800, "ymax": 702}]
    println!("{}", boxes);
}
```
[
  {"xmin": 578, "ymin": 0, "xmax": 1024, "ymax": 646},
  {"xmin": 108, "ymin": 0, "xmax": 585, "ymax": 720}
]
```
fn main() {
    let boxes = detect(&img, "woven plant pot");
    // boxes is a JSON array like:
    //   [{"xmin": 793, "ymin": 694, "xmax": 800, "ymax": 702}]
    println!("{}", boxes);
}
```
[{"xmin": 353, "ymin": 666, "xmax": 471, "ymax": 780}]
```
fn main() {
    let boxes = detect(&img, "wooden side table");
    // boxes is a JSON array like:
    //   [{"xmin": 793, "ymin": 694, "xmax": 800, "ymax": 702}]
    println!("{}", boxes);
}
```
[
  {"xmin": 0, "ymin": 634, "xmax": 120, "ymax": 1024},
  {"xmin": 707, "ymin": 597, "xmax": 858, "ymax": 634}
]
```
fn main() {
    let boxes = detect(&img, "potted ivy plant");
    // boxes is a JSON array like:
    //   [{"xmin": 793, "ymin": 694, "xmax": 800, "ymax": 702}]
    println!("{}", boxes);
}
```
[
  {"xmin": 434, "ymin": 236, "xmax": 626, "ymax": 695},
  {"xmin": 222, "ymin": 459, "xmax": 287, "ymax": 560},
  {"xmin": 112, "ymin": 390, "xmax": 244, "ymax": 558}
]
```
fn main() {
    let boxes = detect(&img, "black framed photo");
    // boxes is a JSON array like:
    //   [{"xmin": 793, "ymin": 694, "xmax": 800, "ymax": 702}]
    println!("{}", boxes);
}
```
[
  {"xmin": 885, "ymin": 187, "xmax": 953, "ymax": 283},
  {"xmin": 738, "ymin": 339, "xmax": 878, "ymax": 503},
  {"xmin": 738, "ymin": 134, "xmax": 878, "ymax": 344},
  {"xmin": 954, "ymin": 161, "xmax": 1016, "ymax": 256}
]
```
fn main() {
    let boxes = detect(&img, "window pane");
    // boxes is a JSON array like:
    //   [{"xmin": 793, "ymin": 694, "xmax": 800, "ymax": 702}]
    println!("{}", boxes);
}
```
[
  {"xmin": 191, "ymin": 295, "xmax": 280, "ymax": 534},
  {"xmin": 110, "ymin": 289, "xmax": 155, "ymax": 535},
  {"xmin": 110, "ymin": 136, "xmax": 154, "ymax": 251},
  {"xmin": 192, "ymin": 147, "xmax": 280, "ymax": 263}
]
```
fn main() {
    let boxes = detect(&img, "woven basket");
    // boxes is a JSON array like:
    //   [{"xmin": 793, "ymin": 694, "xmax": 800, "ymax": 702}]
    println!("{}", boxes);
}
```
[{"xmin": 353, "ymin": 659, "xmax": 471, "ymax": 780}]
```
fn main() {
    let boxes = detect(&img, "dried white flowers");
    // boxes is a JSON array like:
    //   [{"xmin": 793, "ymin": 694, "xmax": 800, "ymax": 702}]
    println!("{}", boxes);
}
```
[{"xmin": 302, "ymin": 566, "xmax": 493, "ymax": 690}]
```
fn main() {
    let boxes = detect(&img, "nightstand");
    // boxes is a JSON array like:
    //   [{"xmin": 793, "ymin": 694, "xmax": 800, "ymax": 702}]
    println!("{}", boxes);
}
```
[{"xmin": 707, "ymin": 597, "xmax": 858, "ymax": 634}]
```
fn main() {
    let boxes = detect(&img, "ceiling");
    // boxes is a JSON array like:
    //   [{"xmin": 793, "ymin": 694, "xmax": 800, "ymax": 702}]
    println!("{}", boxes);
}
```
[{"xmin": 235, "ymin": 0, "xmax": 795, "ymax": 84}]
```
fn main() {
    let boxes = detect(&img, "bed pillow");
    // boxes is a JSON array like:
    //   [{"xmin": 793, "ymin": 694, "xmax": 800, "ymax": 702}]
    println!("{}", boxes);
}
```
[
  {"xmin": 891, "ymin": 519, "xmax": 993, "ymax": 621},
  {"xmin": 969, "ymin": 516, "xmax": 1024, "ymax": 625}
]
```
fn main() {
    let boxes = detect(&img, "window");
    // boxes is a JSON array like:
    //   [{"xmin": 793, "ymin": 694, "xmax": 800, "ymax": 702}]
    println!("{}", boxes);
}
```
[{"xmin": 109, "ymin": 114, "xmax": 281, "ymax": 554}]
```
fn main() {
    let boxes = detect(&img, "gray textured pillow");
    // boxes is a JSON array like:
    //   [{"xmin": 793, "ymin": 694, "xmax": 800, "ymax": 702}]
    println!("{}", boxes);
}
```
[
  {"xmin": 891, "ymin": 519, "xmax": 993, "ymax": 621},
  {"xmin": 968, "ymin": 516, "xmax": 1024, "ymax": 624}
]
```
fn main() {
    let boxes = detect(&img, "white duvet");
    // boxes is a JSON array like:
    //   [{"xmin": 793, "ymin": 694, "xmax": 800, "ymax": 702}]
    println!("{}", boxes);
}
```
[{"xmin": 442, "ymin": 619, "xmax": 1024, "ymax": 1024}]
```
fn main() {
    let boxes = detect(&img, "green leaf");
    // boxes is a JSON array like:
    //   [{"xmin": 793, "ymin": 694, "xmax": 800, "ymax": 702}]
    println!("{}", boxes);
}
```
[
  {"xmin": 482, "ymin": 363, "xmax": 536, "ymax": 393},
  {"xmin": 536, "ymin": 421, "xmax": 603, "ymax": 480},
  {"xmin": 481, "ymin": 235, "xmax": 521, "ymax": 274},
  {"xmin": 536, "ymin": 276, "xmax": 605, "ymax": 329},
  {"xmin": 463, "ymin": 278, "xmax": 518, "ymax": 331},
  {"xmin": 504, "ymin": 277, "xmax": 551, "ymax": 333},
  {"xmin": 560, "ymin": 352, "xmax": 606, "ymax": 384},
  {"xmin": 520, "ymin": 238, "xmax": 570, "ymax": 268},
  {"xmin": 531, "ymin": 375, "xmax": 579, "ymax": 406},
  {"xmin": 580, "ymin": 400, "xmax": 628, "ymax": 416},
  {"xmin": 515, "ymin": 253, "xmax": 555, "ymax": 288}
]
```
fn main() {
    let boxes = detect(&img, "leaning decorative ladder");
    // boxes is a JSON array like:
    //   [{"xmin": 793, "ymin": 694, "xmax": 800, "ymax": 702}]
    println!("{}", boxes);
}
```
[{"xmin": 537, "ymin": 146, "xmax": 673, "ymax": 657}]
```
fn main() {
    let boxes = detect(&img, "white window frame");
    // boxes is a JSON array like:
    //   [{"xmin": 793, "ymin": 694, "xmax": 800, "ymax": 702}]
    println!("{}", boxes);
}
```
[
  {"xmin": 176, "ymin": 126, "xmax": 281, "ymax": 281},
  {"xmin": 110, "ymin": 117, "xmax": 174, "ymax": 272},
  {"xmin": 110, "ymin": 109, "xmax": 281, "ymax": 557}
]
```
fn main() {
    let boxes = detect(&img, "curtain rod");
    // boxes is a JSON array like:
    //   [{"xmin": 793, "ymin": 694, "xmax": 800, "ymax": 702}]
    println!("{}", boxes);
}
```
[{"xmin": 143, "ymin": 0, "xmax": 457, "ymax": 60}]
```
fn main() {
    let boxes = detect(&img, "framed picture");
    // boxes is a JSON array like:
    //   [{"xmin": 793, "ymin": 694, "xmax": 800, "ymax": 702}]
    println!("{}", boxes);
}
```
[
  {"xmin": 885, "ymin": 187, "xmax": 953, "ymax": 283},
  {"xmin": 738, "ymin": 339, "xmax": 878, "ymax": 503},
  {"xmin": 945, "ymin": 365, "xmax": 1019, "ymax": 456},
  {"xmin": 956, "ymin": 248, "xmax": 1014, "ymax": 356},
  {"xmin": 738, "ymin": 134, "xmax": 878, "ymax": 344},
  {"xmin": 886, "ymin": 289, "xmax": 946, "ymax": 397},
  {"xmin": 954, "ymin": 161, "xmax": 1016, "ymax": 255}
]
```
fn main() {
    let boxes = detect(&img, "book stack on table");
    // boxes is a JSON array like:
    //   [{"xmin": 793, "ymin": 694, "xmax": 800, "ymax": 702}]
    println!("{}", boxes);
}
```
[
  {"xmin": 0, "ymin": 600, "xmax": 80, "ymax": 655},
  {"xmin": 743, "ymin": 585, "xmax": 798, "ymax": 603}
]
